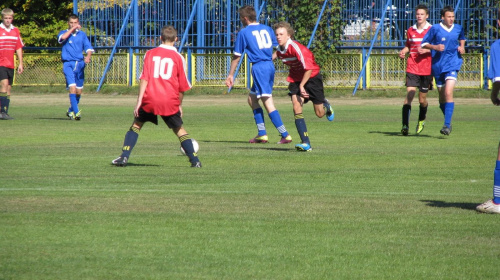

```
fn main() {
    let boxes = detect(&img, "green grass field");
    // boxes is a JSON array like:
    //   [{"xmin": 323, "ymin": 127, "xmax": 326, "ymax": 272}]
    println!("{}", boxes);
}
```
[{"xmin": 1, "ymin": 92, "xmax": 499, "ymax": 279}]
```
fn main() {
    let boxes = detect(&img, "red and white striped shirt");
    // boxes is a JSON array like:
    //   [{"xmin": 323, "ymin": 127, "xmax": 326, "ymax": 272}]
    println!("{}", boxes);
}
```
[
  {"xmin": 405, "ymin": 22, "xmax": 432, "ymax": 76},
  {"xmin": 276, "ymin": 39, "xmax": 320, "ymax": 83},
  {"xmin": 0, "ymin": 23, "xmax": 24, "ymax": 69}
]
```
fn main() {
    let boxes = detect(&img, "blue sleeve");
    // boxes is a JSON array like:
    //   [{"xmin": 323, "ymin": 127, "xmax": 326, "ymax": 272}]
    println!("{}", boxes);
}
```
[
  {"xmin": 270, "ymin": 27, "xmax": 278, "ymax": 47},
  {"xmin": 82, "ymin": 32, "xmax": 94, "ymax": 53},
  {"xmin": 488, "ymin": 42, "xmax": 500, "ymax": 80},
  {"xmin": 234, "ymin": 31, "xmax": 245, "ymax": 56},
  {"xmin": 57, "ymin": 30, "xmax": 67, "ymax": 44},
  {"xmin": 421, "ymin": 26, "xmax": 435, "ymax": 45},
  {"xmin": 458, "ymin": 25, "xmax": 466, "ymax": 41}
]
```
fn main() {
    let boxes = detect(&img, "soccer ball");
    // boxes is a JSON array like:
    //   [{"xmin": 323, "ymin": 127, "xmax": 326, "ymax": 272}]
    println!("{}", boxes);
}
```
[{"xmin": 180, "ymin": 139, "xmax": 199, "ymax": 155}]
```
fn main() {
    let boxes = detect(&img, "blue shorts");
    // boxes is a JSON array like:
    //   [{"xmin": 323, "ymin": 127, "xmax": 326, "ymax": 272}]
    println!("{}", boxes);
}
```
[
  {"xmin": 63, "ymin": 61, "xmax": 86, "ymax": 89},
  {"xmin": 250, "ymin": 61, "xmax": 275, "ymax": 98},
  {"xmin": 434, "ymin": 71, "xmax": 458, "ymax": 87}
]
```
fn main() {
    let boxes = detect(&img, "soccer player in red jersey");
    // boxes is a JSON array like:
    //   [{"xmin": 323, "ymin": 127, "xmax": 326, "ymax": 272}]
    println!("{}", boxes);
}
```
[
  {"xmin": 0, "ymin": 8, "xmax": 24, "ymax": 120},
  {"xmin": 273, "ymin": 21, "xmax": 334, "ymax": 152},
  {"xmin": 112, "ymin": 25, "xmax": 201, "ymax": 167},
  {"xmin": 398, "ymin": 4, "xmax": 432, "ymax": 136}
]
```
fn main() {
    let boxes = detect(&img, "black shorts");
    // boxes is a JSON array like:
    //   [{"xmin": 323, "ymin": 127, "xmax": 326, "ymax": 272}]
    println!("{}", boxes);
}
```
[
  {"xmin": 288, "ymin": 73, "xmax": 325, "ymax": 105},
  {"xmin": 405, "ymin": 73, "xmax": 433, "ymax": 93},
  {"xmin": 135, "ymin": 107, "xmax": 183, "ymax": 129},
  {"xmin": 0, "ymin": 67, "xmax": 15, "ymax": 86}
]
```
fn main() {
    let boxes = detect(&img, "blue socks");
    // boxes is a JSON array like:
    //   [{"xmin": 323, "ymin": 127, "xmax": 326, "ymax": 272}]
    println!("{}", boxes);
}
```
[
  {"xmin": 295, "ymin": 114, "xmax": 309, "ymax": 144},
  {"xmin": 444, "ymin": 102, "xmax": 454, "ymax": 128},
  {"xmin": 269, "ymin": 110, "xmax": 289, "ymax": 138},
  {"xmin": 69, "ymin": 94, "xmax": 80, "ymax": 114},
  {"xmin": 121, "ymin": 127, "xmax": 140, "ymax": 158},
  {"xmin": 253, "ymin": 108, "xmax": 267, "ymax": 136},
  {"xmin": 493, "ymin": 161, "xmax": 500, "ymax": 204}
]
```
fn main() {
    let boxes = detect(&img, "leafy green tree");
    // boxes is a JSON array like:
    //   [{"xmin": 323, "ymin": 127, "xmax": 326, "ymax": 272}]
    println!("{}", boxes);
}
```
[{"xmin": 1, "ymin": 0, "xmax": 72, "ymax": 47}]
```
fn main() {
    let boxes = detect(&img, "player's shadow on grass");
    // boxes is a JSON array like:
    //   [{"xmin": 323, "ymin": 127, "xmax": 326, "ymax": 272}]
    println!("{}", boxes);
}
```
[
  {"xmin": 201, "ymin": 140, "xmax": 251, "ymax": 144},
  {"xmin": 420, "ymin": 200, "xmax": 478, "ymax": 211},
  {"xmin": 110, "ymin": 163, "xmax": 160, "ymax": 167},
  {"xmin": 239, "ymin": 146, "xmax": 292, "ymax": 152},
  {"xmin": 38, "ymin": 117, "xmax": 73, "ymax": 121},
  {"xmin": 369, "ymin": 131, "xmax": 435, "ymax": 138}
]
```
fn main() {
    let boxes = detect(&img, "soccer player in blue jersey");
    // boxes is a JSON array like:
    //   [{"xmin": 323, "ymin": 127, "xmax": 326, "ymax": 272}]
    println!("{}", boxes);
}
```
[
  {"xmin": 225, "ymin": 5, "xmax": 292, "ymax": 144},
  {"xmin": 421, "ymin": 6, "xmax": 465, "ymax": 135},
  {"xmin": 58, "ymin": 14, "xmax": 94, "ymax": 121},
  {"xmin": 477, "ymin": 9, "xmax": 500, "ymax": 214}
]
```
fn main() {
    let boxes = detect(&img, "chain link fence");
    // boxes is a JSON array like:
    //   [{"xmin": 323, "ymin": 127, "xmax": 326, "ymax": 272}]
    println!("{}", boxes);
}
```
[{"xmin": 15, "ymin": 51, "xmax": 485, "ymax": 89}]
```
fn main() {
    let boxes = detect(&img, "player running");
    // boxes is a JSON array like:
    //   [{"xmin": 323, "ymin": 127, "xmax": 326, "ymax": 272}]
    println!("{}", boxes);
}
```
[
  {"xmin": 476, "ymin": 8, "xmax": 500, "ymax": 214},
  {"xmin": 273, "ymin": 21, "xmax": 334, "ymax": 152},
  {"xmin": 399, "ymin": 4, "xmax": 432, "ymax": 136},
  {"xmin": 0, "ymin": 8, "xmax": 24, "ymax": 120},
  {"xmin": 421, "ymin": 6, "xmax": 466, "ymax": 136},
  {"xmin": 112, "ymin": 25, "xmax": 201, "ymax": 168},
  {"xmin": 225, "ymin": 5, "xmax": 292, "ymax": 144}
]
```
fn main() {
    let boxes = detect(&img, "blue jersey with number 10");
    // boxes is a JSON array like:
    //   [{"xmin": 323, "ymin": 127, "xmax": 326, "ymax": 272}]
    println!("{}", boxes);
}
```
[{"xmin": 234, "ymin": 23, "xmax": 278, "ymax": 63}]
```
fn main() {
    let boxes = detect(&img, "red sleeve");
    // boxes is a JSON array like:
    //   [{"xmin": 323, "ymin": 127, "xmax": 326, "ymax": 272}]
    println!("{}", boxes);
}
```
[
  {"xmin": 177, "ymin": 55, "xmax": 192, "ymax": 92},
  {"xmin": 139, "ymin": 51, "xmax": 150, "ymax": 81},
  {"xmin": 15, "ymin": 29, "xmax": 24, "ymax": 50}
]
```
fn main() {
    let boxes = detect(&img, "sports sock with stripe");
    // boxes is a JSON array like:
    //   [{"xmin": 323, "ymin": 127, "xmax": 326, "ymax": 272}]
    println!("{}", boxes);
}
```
[
  {"xmin": 0, "ymin": 92, "xmax": 7, "ymax": 113},
  {"xmin": 294, "ymin": 113, "xmax": 309, "ymax": 144},
  {"xmin": 269, "ymin": 110, "xmax": 289, "ymax": 138},
  {"xmin": 493, "ymin": 160, "xmax": 500, "ymax": 204},
  {"xmin": 253, "ymin": 108, "xmax": 267, "ymax": 136},
  {"xmin": 121, "ymin": 126, "xmax": 140, "ymax": 158},
  {"xmin": 179, "ymin": 134, "xmax": 200, "ymax": 164}
]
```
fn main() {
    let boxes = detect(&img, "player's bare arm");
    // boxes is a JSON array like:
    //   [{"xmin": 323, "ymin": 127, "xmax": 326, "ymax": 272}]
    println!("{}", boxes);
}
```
[
  {"xmin": 491, "ymin": 82, "xmax": 500, "ymax": 106},
  {"xmin": 84, "ymin": 51, "xmax": 92, "ymax": 64},
  {"xmin": 134, "ymin": 79, "xmax": 148, "ymax": 117},
  {"xmin": 399, "ymin": 47, "xmax": 409, "ymax": 59},
  {"xmin": 15, "ymin": 48, "xmax": 23, "ymax": 74},
  {"xmin": 458, "ymin": 40, "xmax": 466, "ymax": 54},
  {"xmin": 225, "ymin": 55, "xmax": 241, "ymax": 87},
  {"xmin": 299, "ymin": 70, "xmax": 313, "ymax": 98}
]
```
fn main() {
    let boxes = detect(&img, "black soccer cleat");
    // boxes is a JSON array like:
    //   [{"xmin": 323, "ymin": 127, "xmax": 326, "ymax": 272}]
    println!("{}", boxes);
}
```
[
  {"xmin": 440, "ymin": 125, "xmax": 452, "ymax": 136},
  {"xmin": 191, "ymin": 161, "xmax": 202, "ymax": 168},
  {"xmin": 111, "ymin": 156, "xmax": 128, "ymax": 167},
  {"xmin": 401, "ymin": 125, "xmax": 409, "ymax": 136}
]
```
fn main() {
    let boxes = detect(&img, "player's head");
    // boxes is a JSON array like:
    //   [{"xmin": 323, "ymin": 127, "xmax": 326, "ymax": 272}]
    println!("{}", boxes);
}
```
[
  {"xmin": 415, "ymin": 4, "xmax": 429, "ymax": 25},
  {"xmin": 161, "ymin": 25, "xmax": 177, "ymax": 43},
  {"xmin": 441, "ymin": 6, "xmax": 455, "ymax": 27},
  {"xmin": 67, "ymin": 14, "xmax": 80, "ymax": 29},
  {"xmin": 238, "ymin": 5, "xmax": 257, "ymax": 25},
  {"xmin": 274, "ymin": 22, "xmax": 293, "ymax": 47},
  {"xmin": 1, "ymin": 8, "xmax": 15, "ymax": 27}
]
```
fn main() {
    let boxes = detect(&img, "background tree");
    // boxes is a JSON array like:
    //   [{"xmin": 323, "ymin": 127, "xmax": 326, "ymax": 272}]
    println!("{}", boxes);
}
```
[{"xmin": 1, "ymin": 0, "xmax": 72, "ymax": 47}]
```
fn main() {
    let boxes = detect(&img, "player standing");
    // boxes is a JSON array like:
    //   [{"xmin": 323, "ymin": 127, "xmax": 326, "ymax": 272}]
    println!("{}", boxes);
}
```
[
  {"xmin": 421, "ymin": 6, "xmax": 466, "ymax": 136},
  {"xmin": 0, "ymin": 8, "xmax": 24, "ymax": 120},
  {"xmin": 112, "ymin": 25, "xmax": 201, "ymax": 168},
  {"xmin": 225, "ymin": 5, "xmax": 292, "ymax": 144},
  {"xmin": 476, "ymin": 8, "xmax": 500, "ymax": 214},
  {"xmin": 273, "ymin": 21, "xmax": 334, "ymax": 152},
  {"xmin": 57, "ymin": 14, "xmax": 94, "ymax": 121},
  {"xmin": 399, "ymin": 4, "xmax": 432, "ymax": 136}
]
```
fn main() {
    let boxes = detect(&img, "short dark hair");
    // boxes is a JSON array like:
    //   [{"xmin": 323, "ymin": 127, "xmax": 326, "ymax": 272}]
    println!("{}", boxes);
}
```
[
  {"xmin": 238, "ymin": 5, "xmax": 256, "ymax": 22},
  {"xmin": 441, "ymin": 6, "xmax": 454, "ymax": 17},
  {"xmin": 415, "ymin": 4, "xmax": 429, "ymax": 15},
  {"xmin": 161, "ymin": 25, "xmax": 177, "ymax": 43},
  {"xmin": 68, "ymin": 14, "xmax": 79, "ymax": 21}
]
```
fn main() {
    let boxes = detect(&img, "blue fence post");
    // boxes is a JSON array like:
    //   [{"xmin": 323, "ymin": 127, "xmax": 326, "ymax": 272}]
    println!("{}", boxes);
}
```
[
  {"xmin": 73, "ymin": 0, "xmax": 77, "ymax": 14},
  {"xmin": 484, "ymin": 47, "xmax": 489, "ymax": 90},
  {"xmin": 187, "ymin": 48, "xmax": 192, "ymax": 84},
  {"xmin": 307, "ymin": 0, "xmax": 329, "ymax": 49}
]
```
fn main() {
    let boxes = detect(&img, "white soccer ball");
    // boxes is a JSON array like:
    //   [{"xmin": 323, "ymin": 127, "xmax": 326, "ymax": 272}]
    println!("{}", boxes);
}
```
[{"xmin": 180, "ymin": 139, "xmax": 199, "ymax": 155}]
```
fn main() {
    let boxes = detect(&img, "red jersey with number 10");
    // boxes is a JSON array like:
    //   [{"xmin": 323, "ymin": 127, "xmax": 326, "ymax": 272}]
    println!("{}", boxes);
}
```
[
  {"xmin": 139, "ymin": 45, "xmax": 192, "ymax": 116},
  {"xmin": 276, "ymin": 39, "xmax": 320, "ymax": 83},
  {"xmin": 405, "ymin": 22, "xmax": 432, "ymax": 76},
  {"xmin": 0, "ymin": 23, "xmax": 24, "ymax": 69}
]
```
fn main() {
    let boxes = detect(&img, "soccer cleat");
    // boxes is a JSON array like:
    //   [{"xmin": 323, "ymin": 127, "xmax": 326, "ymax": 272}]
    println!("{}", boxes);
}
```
[
  {"xmin": 295, "ymin": 143, "xmax": 312, "ymax": 152},
  {"xmin": 440, "ymin": 125, "xmax": 451, "ymax": 136},
  {"xmin": 249, "ymin": 135, "xmax": 268, "ymax": 143},
  {"xmin": 277, "ymin": 134, "xmax": 292, "ymax": 144},
  {"xmin": 401, "ymin": 125, "xmax": 409, "ymax": 136},
  {"xmin": 191, "ymin": 161, "xmax": 202, "ymax": 168},
  {"xmin": 111, "ymin": 156, "xmax": 128, "ymax": 167},
  {"xmin": 416, "ymin": 120, "xmax": 425, "ymax": 134},
  {"xmin": 0, "ymin": 112, "xmax": 14, "ymax": 120},
  {"xmin": 67, "ymin": 111, "xmax": 75, "ymax": 120},
  {"xmin": 75, "ymin": 111, "xmax": 81, "ymax": 121},
  {"xmin": 324, "ymin": 99, "xmax": 334, "ymax": 121},
  {"xmin": 476, "ymin": 199, "xmax": 500, "ymax": 214}
]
